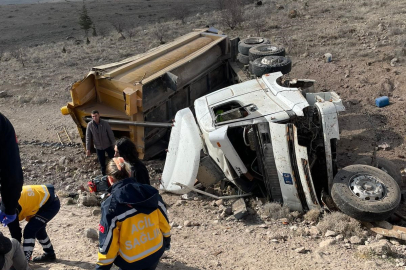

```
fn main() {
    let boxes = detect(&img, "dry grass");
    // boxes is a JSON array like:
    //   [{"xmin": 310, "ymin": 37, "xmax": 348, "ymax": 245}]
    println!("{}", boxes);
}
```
[
  {"xmin": 317, "ymin": 212, "xmax": 363, "ymax": 238},
  {"xmin": 261, "ymin": 202, "xmax": 291, "ymax": 220},
  {"xmin": 303, "ymin": 209, "xmax": 321, "ymax": 222}
]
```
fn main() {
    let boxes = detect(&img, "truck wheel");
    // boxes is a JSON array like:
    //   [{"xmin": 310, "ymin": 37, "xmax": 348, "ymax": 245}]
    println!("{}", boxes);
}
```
[
  {"xmin": 238, "ymin": 37, "xmax": 270, "ymax": 55},
  {"xmin": 251, "ymin": 56, "xmax": 292, "ymax": 77},
  {"xmin": 237, "ymin": 53, "xmax": 249, "ymax": 65},
  {"xmin": 331, "ymin": 164, "xmax": 401, "ymax": 222},
  {"xmin": 249, "ymin": 44, "xmax": 285, "ymax": 61},
  {"xmin": 354, "ymin": 157, "xmax": 403, "ymax": 187}
]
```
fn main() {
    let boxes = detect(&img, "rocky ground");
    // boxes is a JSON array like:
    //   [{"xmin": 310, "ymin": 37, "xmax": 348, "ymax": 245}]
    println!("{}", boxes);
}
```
[{"xmin": 2, "ymin": 0, "xmax": 406, "ymax": 269}]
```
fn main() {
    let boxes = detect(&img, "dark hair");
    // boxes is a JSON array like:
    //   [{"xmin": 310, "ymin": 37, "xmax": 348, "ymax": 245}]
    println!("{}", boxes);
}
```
[
  {"xmin": 91, "ymin": 110, "xmax": 99, "ymax": 115},
  {"xmin": 106, "ymin": 158, "xmax": 131, "ymax": 181},
  {"xmin": 116, "ymin": 137, "xmax": 139, "ymax": 165}
]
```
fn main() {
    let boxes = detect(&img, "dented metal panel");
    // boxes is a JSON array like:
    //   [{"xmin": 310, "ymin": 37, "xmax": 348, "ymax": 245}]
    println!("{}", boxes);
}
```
[
  {"xmin": 160, "ymin": 108, "xmax": 202, "ymax": 194},
  {"xmin": 209, "ymin": 126, "xmax": 248, "ymax": 176},
  {"xmin": 292, "ymin": 125, "xmax": 320, "ymax": 209},
  {"xmin": 268, "ymin": 121, "xmax": 303, "ymax": 212},
  {"xmin": 315, "ymin": 101, "xmax": 341, "ymax": 191}
]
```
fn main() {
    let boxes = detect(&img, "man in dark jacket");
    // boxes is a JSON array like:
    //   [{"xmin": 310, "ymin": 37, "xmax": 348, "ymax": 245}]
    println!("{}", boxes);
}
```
[
  {"xmin": 0, "ymin": 113, "xmax": 23, "ymax": 226},
  {"xmin": 86, "ymin": 110, "xmax": 116, "ymax": 175}
]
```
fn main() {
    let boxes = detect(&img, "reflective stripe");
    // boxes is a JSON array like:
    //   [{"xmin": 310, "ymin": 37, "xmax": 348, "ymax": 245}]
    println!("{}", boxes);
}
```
[
  {"xmin": 40, "ymin": 242, "xmax": 52, "ymax": 249},
  {"xmin": 38, "ymin": 237, "xmax": 50, "ymax": 244},
  {"xmin": 39, "ymin": 185, "xmax": 49, "ymax": 207},
  {"xmin": 162, "ymin": 232, "xmax": 171, "ymax": 237},
  {"xmin": 97, "ymin": 257, "xmax": 116, "ymax": 265},
  {"xmin": 118, "ymin": 237, "xmax": 163, "ymax": 262},
  {"xmin": 23, "ymin": 239, "xmax": 35, "ymax": 244},
  {"xmin": 100, "ymin": 208, "xmax": 137, "ymax": 253},
  {"xmin": 158, "ymin": 201, "xmax": 167, "ymax": 217},
  {"xmin": 23, "ymin": 246, "xmax": 34, "ymax": 252}
]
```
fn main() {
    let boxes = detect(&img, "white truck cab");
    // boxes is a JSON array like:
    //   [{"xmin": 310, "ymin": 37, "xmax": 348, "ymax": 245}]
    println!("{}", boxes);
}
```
[{"xmin": 161, "ymin": 72, "xmax": 401, "ymax": 222}]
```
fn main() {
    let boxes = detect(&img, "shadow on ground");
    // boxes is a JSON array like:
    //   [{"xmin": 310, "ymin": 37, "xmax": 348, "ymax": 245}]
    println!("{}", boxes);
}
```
[
  {"xmin": 56, "ymin": 259, "xmax": 95, "ymax": 269},
  {"xmin": 158, "ymin": 261, "xmax": 201, "ymax": 270}
]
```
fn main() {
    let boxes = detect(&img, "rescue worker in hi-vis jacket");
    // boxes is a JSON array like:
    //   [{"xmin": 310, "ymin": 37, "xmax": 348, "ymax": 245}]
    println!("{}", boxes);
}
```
[
  {"xmin": 97, "ymin": 157, "xmax": 171, "ymax": 270},
  {"xmin": 5, "ymin": 184, "xmax": 60, "ymax": 262}
]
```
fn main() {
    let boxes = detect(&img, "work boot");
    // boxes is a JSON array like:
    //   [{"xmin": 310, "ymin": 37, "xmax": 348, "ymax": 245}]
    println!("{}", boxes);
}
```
[{"xmin": 32, "ymin": 253, "xmax": 56, "ymax": 262}]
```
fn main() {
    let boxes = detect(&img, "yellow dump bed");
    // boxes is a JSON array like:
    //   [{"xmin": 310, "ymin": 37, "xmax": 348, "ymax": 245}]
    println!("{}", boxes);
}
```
[{"xmin": 61, "ymin": 28, "xmax": 231, "ymax": 159}]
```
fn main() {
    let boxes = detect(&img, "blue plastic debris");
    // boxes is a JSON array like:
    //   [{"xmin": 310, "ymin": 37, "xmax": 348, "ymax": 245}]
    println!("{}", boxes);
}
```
[{"xmin": 375, "ymin": 96, "xmax": 389, "ymax": 108}]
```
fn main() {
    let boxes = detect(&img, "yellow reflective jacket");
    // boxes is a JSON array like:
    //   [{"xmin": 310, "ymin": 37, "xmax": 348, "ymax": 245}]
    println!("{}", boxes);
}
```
[
  {"xmin": 96, "ymin": 178, "xmax": 170, "ymax": 270},
  {"xmin": 18, "ymin": 185, "xmax": 51, "ymax": 221}
]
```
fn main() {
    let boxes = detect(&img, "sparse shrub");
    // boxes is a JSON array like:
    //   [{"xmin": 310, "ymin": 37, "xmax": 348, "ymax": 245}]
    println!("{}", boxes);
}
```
[
  {"xmin": 124, "ymin": 24, "xmax": 140, "ymax": 40},
  {"xmin": 261, "ymin": 202, "xmax": 291, "ymax": 220},
  {"xmin": 247, "ymin": 7, "xmax": 268, "ymax": 36},
  {"xmin": 152, "ymin": 23, "xmax": 169, "ymax": 44},
  {"xmin": 303, "ymin": 208, "xmax": 321, "ymax": 222},
  {"xmin": 317, "ymin": 211, "xmax": 363, "ymax": 238},
  {"xmin": 10, "ymin": 48, "xmax": 26, "ymax": 67},
  {"xmin": 78, "ymin": 3, "xmax": 94, "ymax": 37},
  {"xmin": 220, "ymin": 0, "xmax": 245, "ymax": 30},
  {"xmin": 111, "ymin": 21, "xmax": 124, "ymax": 34},
  {"xmin": 18, "ymin": 95, "xmax": 32, "ymax": 104},
  {"xmin": 92, "ymin": 25, "xmax": 97, "ymax": 37},
  {"xmin": 389, "ymin": 27, "xmax": 403, "ymax": 36}
]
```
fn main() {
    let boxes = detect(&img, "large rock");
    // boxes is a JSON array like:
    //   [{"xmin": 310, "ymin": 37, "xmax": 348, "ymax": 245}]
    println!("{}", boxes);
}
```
[
  {"xmin": 92, "ymin": 209, "xmax": 101, "ymax": 216},
  {"xmin": 59, "ymin": 156, "xmax": 67, "ymax": 166},
  {"xmin": 324, "ymin": 230, "xmax": 336, "ymax": 237},
  {"xmin": 357, "ymin": 240, "xmax": 391, "ymax": 255},
  {"xmin": 350, "ymin": 236, "xmax": 362, "ymax": 245},
  {"xmin": 295, "ymin": 247, "xmax": 306, "ymax": 254},
  {"xmin": 85, "ymin": 228, "xmax": 98, "ymax": 240},
  {"xmin": 309, "ymin": 226, "xmax": 321, "ymax": 236},
  {"xmin": 78, "ymin": 193, "xmax": 99, "ymax": 207},
  {"xmin": 319, "ymin": 239, "xmax": 336, "ymax": 248},
  {"xmin": 232, "ymin": 198, "xmax": 248, "ymax": 220}
]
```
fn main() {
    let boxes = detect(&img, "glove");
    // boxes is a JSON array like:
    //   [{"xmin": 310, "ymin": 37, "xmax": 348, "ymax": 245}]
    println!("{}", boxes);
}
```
[
  {"xmin": 163, "ymin": 236, "xmax": 171, "ymax": 251},
  {"xmin": 0, "ymin": 211, "xmax": 16, "ymax": 226}
]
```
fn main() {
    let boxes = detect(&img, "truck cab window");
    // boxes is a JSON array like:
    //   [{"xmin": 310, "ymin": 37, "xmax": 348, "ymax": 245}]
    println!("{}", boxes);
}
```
[{"xmin": 213, "ymin": 102, "xmax": 253, "ymax": 124}]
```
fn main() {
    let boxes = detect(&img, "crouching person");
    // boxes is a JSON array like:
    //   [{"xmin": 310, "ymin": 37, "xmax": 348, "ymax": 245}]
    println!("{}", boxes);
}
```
[
  {"xmin": 97, "ymin": 157, "xmax": 171, "ymax": 270},
  {"xmin": 5, "ymin": 184, "xmax": 60, "ymax": 262},
  {"xmin": 0, "ymin": 232, "xmax": 30, "ymax": 270}
]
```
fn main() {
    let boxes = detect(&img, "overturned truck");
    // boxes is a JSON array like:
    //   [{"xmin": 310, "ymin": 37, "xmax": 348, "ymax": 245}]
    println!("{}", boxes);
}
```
[
  {"xmin": 61, "ymin": 28, "xmax": 401, "ymax": 222},
  {"xmin": 160, "ymin": 72, "xmax": 402, "ymax": 222}
]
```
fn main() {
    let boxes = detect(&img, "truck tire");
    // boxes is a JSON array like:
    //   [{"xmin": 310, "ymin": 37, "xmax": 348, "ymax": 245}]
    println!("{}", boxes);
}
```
[
  {"xmin": 251, "ymin": 56, "xmax": 292, "ymax": 77},
  {"xmin": 249, "ymin": 44, "xmax": 285, "ymax": 61},
  {"xmin": 237, "ymin": 53, "xmax": 250, "ymax": 65},
  {"xmin": 238, "ymin": 37, "xmax": 270, "ymax": 55},
  {"xmin": 354, "ymin": 157, "xmax": 403, "ymax": 187},
  {"xmin": 331, "ymin": 164, "xmax": 401, "ymax": 222}
]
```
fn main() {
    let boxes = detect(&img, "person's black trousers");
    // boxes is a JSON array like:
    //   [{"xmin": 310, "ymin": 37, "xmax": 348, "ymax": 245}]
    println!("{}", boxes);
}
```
[
  {"xmin": 119, "ymin": 261, "xmax": 159, "ymax": 270},
  {"xmin": 22, "ymin": 195, "xmax": 60, "ymax": 260},
  {"xmin": 96, "ymin": 146, "xmax": 115, "ymax": 175}
]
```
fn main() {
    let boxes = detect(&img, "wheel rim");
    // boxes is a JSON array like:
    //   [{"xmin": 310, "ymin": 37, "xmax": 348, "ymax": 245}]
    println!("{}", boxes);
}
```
[
  {"xmin": 261, "ymin": 57, "xmax": 283, "ymax": 65},
  {"xmin": 349, "ymin": 174, "xmax": 386, "ymax": 201},
  {"xmin": 263, "ymin": 46, "xmax": 278, "ymax": 52},
  {"xmin": 245, "ymin": 38, "xmax": 264, "ymax": 44}
]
